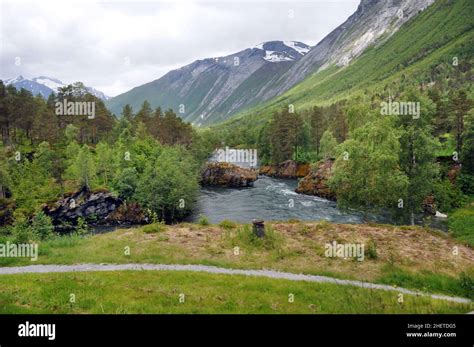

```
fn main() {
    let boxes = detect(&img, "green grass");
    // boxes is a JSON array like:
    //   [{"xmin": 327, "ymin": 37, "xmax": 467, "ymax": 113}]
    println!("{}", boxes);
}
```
[
  {"xmin": 0, "ymin": 222, "xmax": 473, "ymax": 301},
  {"xmin": 0, "ymin": 271, "xmax": 471, "ymax": 314},
  {"xmin": 377, "ymin": 265, "xmax": 474, "ymax": 300},
  {"xmin": 449, "ymin": 201, "xmax": 474, "ymax": 246}
]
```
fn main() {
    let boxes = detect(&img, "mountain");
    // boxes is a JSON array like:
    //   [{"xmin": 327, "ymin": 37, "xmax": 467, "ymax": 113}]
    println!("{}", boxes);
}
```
[
  {"xmin": 218, "ymin": 0, "xmax": 473, "ymax": 130},
  {"xmin": 106, "ymin": 0, "xmax": 436, "ymax": 126},
  {"xmin": 254, "ymin": 0, "xmax": 436, "ymax": 101},
  {"xmin": 105, "ymin": 41, "xmax": 310, "ymax": 125},
  {"xmin": 3, "ymin": 76, "xmax": 110, "ymax": 101}
]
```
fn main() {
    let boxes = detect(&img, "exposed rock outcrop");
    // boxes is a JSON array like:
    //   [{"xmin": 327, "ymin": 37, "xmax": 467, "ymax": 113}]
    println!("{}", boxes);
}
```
[
  {"xmin": 201, "ymin": 162, "xmax": 258, "ymax": 187},
  {"xmin": 43, "ymin": 189, "xmax": 147, "ymax": 233},
  {"xmin": 0, "ymin": 198, "xmax": 15, "ymax": 226},
  {"xmin": 259, "ymin": 160, "xmax": 310, "ymax": 179},
  {"xmin": 295, "ymin": 160, "xmax": 336, "ymax": 200}
]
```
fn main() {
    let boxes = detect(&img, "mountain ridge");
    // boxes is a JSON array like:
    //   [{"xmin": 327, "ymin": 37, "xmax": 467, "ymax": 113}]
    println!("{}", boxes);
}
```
[{"xmin": 3, "ymin": 76, "xmax": 110, "ymax": 101}]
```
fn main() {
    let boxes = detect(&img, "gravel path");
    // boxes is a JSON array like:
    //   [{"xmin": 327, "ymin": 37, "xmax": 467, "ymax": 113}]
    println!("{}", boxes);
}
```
[{"xmin": 0, "ymin": 263, "xmax": 471, "ymax": 304}]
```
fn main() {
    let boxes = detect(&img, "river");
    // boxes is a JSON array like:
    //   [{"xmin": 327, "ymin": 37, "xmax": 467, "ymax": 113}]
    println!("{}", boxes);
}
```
[
  {"xmin": 189, "ymin": 176, "xmax": 366, "ymax": 224},
  {"xmin": 188, "ymin": 176, "xmax": 447, "ymax": 230}
]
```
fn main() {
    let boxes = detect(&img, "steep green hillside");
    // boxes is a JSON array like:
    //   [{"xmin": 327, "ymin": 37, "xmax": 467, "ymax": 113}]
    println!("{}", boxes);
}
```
[{"xmin": 214, "ymin": 0, "xmax": 474, "ymax": 132}]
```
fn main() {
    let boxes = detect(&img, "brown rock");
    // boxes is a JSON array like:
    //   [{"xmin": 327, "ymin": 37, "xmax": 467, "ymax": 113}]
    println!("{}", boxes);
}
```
[
  {"xmin": 201, "ymin": 162, "xmax": 258, "ymax": 187},
  {"xmin": 259, "ymin": 160, "xmax": 309, "ymax": 178},
  {"xmin": 295, "ymin": 159, "xmax": 336, "ymax": 200},
  {"xmin": 422, "ymin": 195, "xmax": 437, "ymax": 215}
]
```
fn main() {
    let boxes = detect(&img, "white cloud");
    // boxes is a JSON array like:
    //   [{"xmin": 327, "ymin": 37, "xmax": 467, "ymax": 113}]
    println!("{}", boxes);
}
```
[{"xmin": 0, "ymin": 0, "xmax": 359, "ymax": 96}]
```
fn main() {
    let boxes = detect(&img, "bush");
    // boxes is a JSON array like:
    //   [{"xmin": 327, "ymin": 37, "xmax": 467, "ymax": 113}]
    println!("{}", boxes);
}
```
[
  {"xmin": 75, "ymin": 217, "xmax": 89, "ymax": 235},
  {"xmin": 31, "ymin": 211, "xmax": 54, "ymax": 240},
  {"xmin": 235, "ymin": 224, "xmax": 282, "ymax": 250},
  {"xmin": 11, "ymin": 219, "xmax": 31, "ymax": 243},
  {"xmin": 433, "ymin": 179, "xmax": 467, "ymax": 212},
  {"xmin": 459, "ymin": 271, "xmax": 474, "ymax": 299},
  {"xmin": 142, "ymin": 222, "xmax": 166, "ymax": 234},
  {"xmin": 365, "ymin": 239, "xmax": 378, "ymax": 260},
  {"xmin": 198, "ymin": 215, "xmax": 210, "ymax": 226},
  {"xmin": 457, "ymin": 173, "xmax": 474, "ymax": 195},
  {"xmin": 218, "ymin": 219, "xmax": 236, "ymax": 230},
  {"xmin": 448, "ymin": 204, "xmax": 474, "ymax": 247}
]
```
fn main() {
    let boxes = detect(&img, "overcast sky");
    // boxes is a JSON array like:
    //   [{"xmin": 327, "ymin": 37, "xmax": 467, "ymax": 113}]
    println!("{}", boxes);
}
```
[{"xmin": 0, "ymin": 0, "xmax": 359, "ymax": 96}]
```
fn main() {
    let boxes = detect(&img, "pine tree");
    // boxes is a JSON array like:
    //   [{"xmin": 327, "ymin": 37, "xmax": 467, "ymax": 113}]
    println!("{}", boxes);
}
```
[{"xmin": 310, "ymin": 106, "xmax": 325, "ymax": 155}]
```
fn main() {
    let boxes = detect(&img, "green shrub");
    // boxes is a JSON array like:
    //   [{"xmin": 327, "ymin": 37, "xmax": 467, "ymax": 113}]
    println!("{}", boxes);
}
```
[
  {"xmin": 365, "ymin": 239, "xmax": 378, "ymax": 260},
  {"xmin": 142, "ymin": 222, "xmax": 166, "ymax": 234},
  {"xmin": 31, "ymin": 211, "xmax": 54, "ymax": 240},
  {"xmin": 198, "ymin": 215, "xmax": 210, "ymax": 226},
  {"xmin": 448, "ymin": 204, "xmax": 474, "ymax": 247},
  {"xmin": 235, "ymin": 224, "xmax": 282, "ymax": 250},
  {"xmin": 457, "ymin": 173, "xmax": 474, "ymax": 195},
  {"xmin": 11, "ymin": 219, "xmax": 31, "ymax": 243},
  {"xmin": 433, "ymin": 179, "xmax": 467, "ymax": 212},
  {"xmin": 218, "ymin": 220, "xmax": 236, "ymax": 230},
  {"xmin": 458, "ymin": 271, "xmax": 474, "ymax": 299},
  {"xmin": 75, "ymin": 218, "xmax": 89, "ymax": 236}
]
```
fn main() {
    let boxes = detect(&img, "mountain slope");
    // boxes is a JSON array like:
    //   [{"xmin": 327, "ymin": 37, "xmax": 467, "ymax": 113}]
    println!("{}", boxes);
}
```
[
  {"xmin": 106, "ymin": 0, "xmax": 436, "ymax": 125},
  {"xmin": 105, "ymin": 41, "xmax": 310, "ymax": 124},
  {"xmin": 256, "ymin": 0, "xmax": 435, "ymax": 101},
  {"xmin": 4, "ymin": 76, "xmax": 110, "ymax": 100},
  {"xmin": 216, "ymin": 0, "xmax": 474, "ymax": 131}
]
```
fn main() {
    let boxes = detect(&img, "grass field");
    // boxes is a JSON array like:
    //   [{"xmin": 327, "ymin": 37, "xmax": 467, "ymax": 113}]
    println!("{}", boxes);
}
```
[
  {"xmin": 0, "ymin": 221, "xmax": 473, "ymax": 300},
  {"xmin": 0, "ymin": 270, "xmax": 471, "ymax": 314}
]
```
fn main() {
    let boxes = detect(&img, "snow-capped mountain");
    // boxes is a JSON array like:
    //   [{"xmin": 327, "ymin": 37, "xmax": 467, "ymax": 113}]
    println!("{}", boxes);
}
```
[
  {"xmin": 107, "ymin": 0, "xmax": 434, "ymax": 126},
  {"xmin": 3, "ymin": 76, "xmax": 110, "ymax": 101},
  {"xmin": 106, "ymin": 40, "xmax": 310, "ymax": 124}
]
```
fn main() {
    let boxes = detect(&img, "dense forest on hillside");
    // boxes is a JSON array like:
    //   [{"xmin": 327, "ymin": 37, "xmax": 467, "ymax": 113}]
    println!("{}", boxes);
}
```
[{"xmin": 0, "ymin": 81, "xmax": 224, "ymax": 240}]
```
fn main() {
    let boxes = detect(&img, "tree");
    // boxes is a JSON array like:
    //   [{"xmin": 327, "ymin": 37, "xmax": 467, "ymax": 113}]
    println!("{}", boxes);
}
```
[
  {"xmin": 319, "ymin": 130, "xmax": 337, "ymax": 160},
  {"xmin": 310, "ymin": 106, "xmax": 326, "ymax": 155},
  {"xmin": 450, "ymin": 89, "xmax": 472, "ymax": 154},
  {"xmin": 67, "ymin": 146, "xmax": 97, "ymax": 191},
  {"xmin": 134, "ymin": 100, "xmax": 153, "ymax": 126},
  {"xmin": 121, "ymin": 104, "xmax": 134, "ymax": 123},
  {"xmin": 458, "ymin": 109, "xmax": 474, "ymax": 194},
  {"xmin": 269, "ymin": 108, "xmax": 305, "ymax": 163},
  {"xmin": 95, "ymin": 142, "xmax": 115, "ymax": 186},
  {"xmin": 397, "ymin": 89, "xmax": 439, "ymax": 225},
  {"xmin": 330, "ymin": 116, "xmax": 408, "ymax": 215},
  {"xmin": 135, "ymin": 147, "xmax": 199, "ymax": 222}
]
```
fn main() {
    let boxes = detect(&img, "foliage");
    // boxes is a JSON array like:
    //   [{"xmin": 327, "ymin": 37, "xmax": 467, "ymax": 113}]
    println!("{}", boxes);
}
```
[{"xmin": 197, "ymin": 215, "xmax": 210, "ymax": 226}]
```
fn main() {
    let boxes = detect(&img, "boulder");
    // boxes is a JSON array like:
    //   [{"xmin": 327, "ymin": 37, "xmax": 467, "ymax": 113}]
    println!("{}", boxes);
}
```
[
  {"xmin": 259, "ymin": 160, "xmax": 310, "ymax": 179},
  {"xmin": 295, "ymin": 159, "xmax": 336, "ymax": 200},
  {"xmin": 422, "ymin": 195, "xmax": 437, "ymax": 215},
  {"xmin": 43, "ymin": 188, "xmax": 133, "ymax": 233},
  {"xmin": 201, "ymin": 162, "xmax": 258, "ymax": 187}
]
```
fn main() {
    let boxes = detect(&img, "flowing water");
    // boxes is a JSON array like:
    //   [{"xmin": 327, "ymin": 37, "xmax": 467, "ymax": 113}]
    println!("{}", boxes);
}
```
[
  {"xmin": 189, "ymin": 176, "xmax": 448, "ymax": 230},
  {"xmin": 189, "ymin": 176, "xmax": 367, "ymax": 224}
]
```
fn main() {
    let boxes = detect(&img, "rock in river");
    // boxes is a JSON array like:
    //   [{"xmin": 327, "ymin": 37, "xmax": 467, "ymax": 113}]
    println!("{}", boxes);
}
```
[
  {"xmin": 201, "ymin": 162, "xmax": 258, "ymax": 188},
  {"xmin": 295, "ymin": 159, "xmax": 336, "ymax": 200}
]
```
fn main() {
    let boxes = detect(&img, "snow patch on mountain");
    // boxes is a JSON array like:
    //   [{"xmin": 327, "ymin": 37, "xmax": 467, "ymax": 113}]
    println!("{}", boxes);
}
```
[
  {"xmin": 283, "ymin": 41, "xmax": 310, "ymax": 55},
  {"xmin": 263, "ymin": 50, "xmax": 294, "ymax": 62},
  {"xmin": 33, "ymin": 77, "xmax": 64, "ymax": 91}
]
